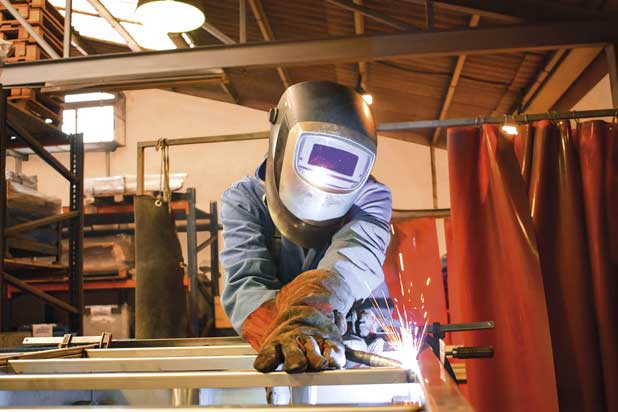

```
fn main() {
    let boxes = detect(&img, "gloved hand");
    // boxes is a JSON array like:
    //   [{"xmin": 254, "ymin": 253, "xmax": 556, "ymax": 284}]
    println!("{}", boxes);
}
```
[{"xmin": 241, "ymin": 269, "xmax": 353, "ymax": 373}]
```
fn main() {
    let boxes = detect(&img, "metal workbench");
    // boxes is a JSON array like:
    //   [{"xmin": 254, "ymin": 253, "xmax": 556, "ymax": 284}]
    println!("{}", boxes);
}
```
[{"xmin": 0, "ymin": 335, "xmax": 473, "ymax": 411}]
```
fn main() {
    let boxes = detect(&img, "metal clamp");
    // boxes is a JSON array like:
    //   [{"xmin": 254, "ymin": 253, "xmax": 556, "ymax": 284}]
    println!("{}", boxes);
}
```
[
  {"xmin": 99, "ymin": 332, "xmax": 112, "ymax": 349},
  {"xmin": 58, "ymin": 334, "xmax": 73, "ymax": 349}
]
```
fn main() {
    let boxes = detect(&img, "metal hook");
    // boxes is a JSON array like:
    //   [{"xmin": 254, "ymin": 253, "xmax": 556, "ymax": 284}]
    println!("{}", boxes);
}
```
[{"xmin": 155, "ymin": 138, "xmax": 167, "ymax": 151}]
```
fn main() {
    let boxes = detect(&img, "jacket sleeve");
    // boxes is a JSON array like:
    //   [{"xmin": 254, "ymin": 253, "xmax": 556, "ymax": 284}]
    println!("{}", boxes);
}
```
[
  {"xmin": 317, "ymin": 178, "xmax": 392, "ymax": 311},
  {"xmin": 220, "ymin": 181, "xmax": 281, "ymax": 333}
]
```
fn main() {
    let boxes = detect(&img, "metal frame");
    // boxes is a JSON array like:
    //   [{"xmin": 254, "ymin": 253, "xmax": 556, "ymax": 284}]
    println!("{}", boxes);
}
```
[
  {"xmin": 3, "ymin": 20, "xmax": 618, "ymax": 90},
  {"xmin": 0, "ymin": 334, "xmax": 472, "ymax": 411},
  {"xmin": 0, "ymin": 407, "xmax": 421, "ymax": 412},
  {"xmin": 378, "ymin": 108, "xmax": 618, "ymax": 132},
  {"xmin": 0, "ymin": 91, "xmax": 85, "ymax": 332},
  {"xmin": 0, "ymin": 366, "xmax": 413, "ymax": 390},
  {"xmin": 137, "ymin": 137, "xmax": 241, "ymax": 334}
]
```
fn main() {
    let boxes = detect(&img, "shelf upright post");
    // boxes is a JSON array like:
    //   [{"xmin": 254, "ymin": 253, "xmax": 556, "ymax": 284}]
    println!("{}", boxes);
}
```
[
  {"xmin": 186, "ymin": 188, "xmax": 198, "ymax": 336},
  {"xmin": 0, "ymin": 88, "xmax": 8, "ymax": 331},
  {"xmin": 68, "ymin": 133, "xmax": 84, "ymax": 334},
  {"xmin": 209, "ymin": 201, "xmax": 219, "ymax": 298}
]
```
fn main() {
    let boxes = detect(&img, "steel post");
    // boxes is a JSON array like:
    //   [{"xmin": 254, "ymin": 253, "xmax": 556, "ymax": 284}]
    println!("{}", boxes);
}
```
[
  {"xmin": 68, "ymin": 133, "xmax": 84, "ymax": 333},
  {"xmin": 186, "ymin": 188, "xmax": 199, "ymax": 336},
  {"xmin": 0, "ymin": 89, "xmax": 7, "ymax": 331},
  {"xmin": 209, "ymin": 201, "xmax": 219, "ymax": 297},
  {"xmin": 63, "ymin": 0, "xmax": 72, "ymax": 58}
]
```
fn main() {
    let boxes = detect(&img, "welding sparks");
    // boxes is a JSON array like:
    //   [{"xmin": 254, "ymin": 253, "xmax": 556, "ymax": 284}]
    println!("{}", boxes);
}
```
[
  {"xmin": 363, "ymin": 281, "xmax": 428, "ymax": 370},
  {"xmin": 398, "ymin": 252, "xmax": 405, "ymax": 272},
  {"xmin": 426, "ymin": 277, "xmax": 431, "ymax": 286},
  {"xmin": 390, "ymin": 224, "xmax": 395, "ymax": 235}
]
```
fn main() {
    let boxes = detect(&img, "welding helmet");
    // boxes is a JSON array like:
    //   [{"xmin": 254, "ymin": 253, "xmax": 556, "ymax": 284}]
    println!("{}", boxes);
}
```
[{"xmin": 265, "ymin": 81, "xmax": 377, "ymax": 249}]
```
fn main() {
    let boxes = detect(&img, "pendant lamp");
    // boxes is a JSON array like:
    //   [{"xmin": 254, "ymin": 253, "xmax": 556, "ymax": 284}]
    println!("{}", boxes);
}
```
[{"xmin": 136, "ymin": 0, "xmax": 205, "ymax": 33}]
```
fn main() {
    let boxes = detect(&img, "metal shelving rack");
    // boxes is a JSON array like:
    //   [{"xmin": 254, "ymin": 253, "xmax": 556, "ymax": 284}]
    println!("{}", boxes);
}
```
[{"xmin": 0, "ymin": 89, "xmax": 84, "ymax": 334}]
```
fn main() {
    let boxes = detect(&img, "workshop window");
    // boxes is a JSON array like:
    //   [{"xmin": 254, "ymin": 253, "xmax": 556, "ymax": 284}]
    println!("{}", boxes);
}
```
[{"xmin": 62, "ymin": 92, "xmax": 126, "ymax": 146}]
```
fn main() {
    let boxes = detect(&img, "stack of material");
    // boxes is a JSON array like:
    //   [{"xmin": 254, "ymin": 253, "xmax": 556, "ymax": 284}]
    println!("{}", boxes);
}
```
[
  {"xmin": 6, "ymin": 171, "xmax": 62, "ymax": 258},
  {"xmin": 1, "ymin": 0, "xmax": 64, "ymax": 125},
  {"xmin": 84, "ymin": 173, "xmax": 189, "ymax": 199},
  {"xmin": 61, "ymin": 234, "xmax": 135, "ymax": 278}
]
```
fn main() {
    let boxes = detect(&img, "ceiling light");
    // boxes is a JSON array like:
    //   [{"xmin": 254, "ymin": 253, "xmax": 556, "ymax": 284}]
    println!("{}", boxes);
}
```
[
  {"xmin": 355, "ymin": 73, "xmax": 373, "ymax": 105},
  {"xmin": 135, "ymin": 0, "xmax": 205, "ymax": 33},
  {"xmin": 501, "ymin": 124, "xmax": 518, "ymax": 135}
]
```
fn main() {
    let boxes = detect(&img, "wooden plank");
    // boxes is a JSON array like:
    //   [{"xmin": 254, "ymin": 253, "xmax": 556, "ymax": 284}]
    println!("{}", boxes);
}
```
[{"xmin": 605, "ymin": 43, "xmax": 618, "ymax": 106}]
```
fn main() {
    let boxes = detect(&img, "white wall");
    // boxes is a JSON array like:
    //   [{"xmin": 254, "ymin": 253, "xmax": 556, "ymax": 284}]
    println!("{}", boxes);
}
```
[
  {"xmin": 17, "ymin": 89, "xmax": 450, "ymax": 270},
  {"xmin": 19, "ymin": 88, "xmax": 450, "ymax": 210}
]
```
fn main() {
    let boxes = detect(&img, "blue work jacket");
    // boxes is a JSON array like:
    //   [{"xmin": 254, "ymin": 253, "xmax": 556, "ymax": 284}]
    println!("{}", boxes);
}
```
[{"xmin": 220, "ymin": 161, "xmax": 392, "ymax": 333}]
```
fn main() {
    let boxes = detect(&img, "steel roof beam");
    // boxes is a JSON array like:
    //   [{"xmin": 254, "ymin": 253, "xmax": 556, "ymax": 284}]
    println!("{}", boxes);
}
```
[
  {"xmin": 248, "ymin": 0, "xmax": 291, "ymax": 88},
  {"xmin": 85, "ymin": 0, "xmax": 142, "ymax": 52},
  {"xmin": 2, "ymin": 20, "xmax": 618, "ymax": 89}
]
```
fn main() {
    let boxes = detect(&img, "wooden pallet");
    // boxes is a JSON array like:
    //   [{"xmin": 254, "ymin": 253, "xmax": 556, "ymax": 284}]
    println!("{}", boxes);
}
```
[{"xmin": 8, "ymin": 87, "xmax": 62, "ymax": 125}]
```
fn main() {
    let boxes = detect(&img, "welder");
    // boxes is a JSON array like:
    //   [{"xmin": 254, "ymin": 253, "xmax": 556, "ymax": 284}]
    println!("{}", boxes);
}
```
[{"xmin": 220, "ymin": 81, "xmax": 392, "ymax": 374}]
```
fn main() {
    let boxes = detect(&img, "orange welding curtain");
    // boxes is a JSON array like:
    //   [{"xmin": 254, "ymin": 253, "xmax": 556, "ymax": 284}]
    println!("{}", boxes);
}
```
[
  {"xmin": 382, "ymin": 218, "xmax": 448, "ymax": 329},
  {"xmin": 447, "ymin": 121, "xmax": 618, "ymax": 412}
]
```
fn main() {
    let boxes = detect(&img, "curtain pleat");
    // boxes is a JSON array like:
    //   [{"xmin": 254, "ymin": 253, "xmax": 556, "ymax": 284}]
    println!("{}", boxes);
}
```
[
  {"xmin": 447, "ymin": 125, "xmax": 559, "ymax": 412},
  {"xmin": 448, "ymin": 120, "xmax": 618, "ymax": 412}
]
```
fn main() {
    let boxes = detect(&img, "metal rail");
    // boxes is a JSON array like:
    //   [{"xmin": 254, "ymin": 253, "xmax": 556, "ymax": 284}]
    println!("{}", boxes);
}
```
[
  {"xmin": 379, "ymin": 108, "xmax": 618, "ymax": 131},
  {"xmin": 4, "ymin": 211, "xmax": 79, "ymax": 236},
  {"xmin": 9, "ymin": 355, "xmax": 258, "ymax": 373},
  {"xmin": 2, "ymin": 273, "xmax": 79, "ymax": 314},
  {"xmin": 0, "ymin": 406, "xmax": 422, "ymax": 412},
  {"xmin": 0, "ymin": 367, "xmax": 413, "ymax": 390},
  {"xmin": 85, "ymin": 345, "xmax": 255, "ymax": 358}
]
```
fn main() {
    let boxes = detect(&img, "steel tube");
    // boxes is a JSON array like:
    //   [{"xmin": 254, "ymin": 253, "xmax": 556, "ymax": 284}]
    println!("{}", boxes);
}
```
[
  {"xmin": 23, "ymin": 335, "xmax": 247, "ymax": 347},
  {"xmin": 0, "ymin": 406, "xmax": 421, "ymax": 412},
  {"xmin": 377, "ymin": 108, "xmax": 618, "ymax": 131},
  {"xmin": 86, "ymin": 345, "xmax": 256, "ymax": 358},
  {"xmin": 0, "ymin": 367, "xmax": 413, "ymax": 390},
  {"xmin": 9, "ymin": 355, "xmax": 257, "ymax": 373}
]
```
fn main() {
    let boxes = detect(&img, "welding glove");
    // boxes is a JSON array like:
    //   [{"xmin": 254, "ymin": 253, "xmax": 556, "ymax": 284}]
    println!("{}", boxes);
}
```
[{"xmin": 242, "ymin": 269, "xmax": 353, "ymax": 373}]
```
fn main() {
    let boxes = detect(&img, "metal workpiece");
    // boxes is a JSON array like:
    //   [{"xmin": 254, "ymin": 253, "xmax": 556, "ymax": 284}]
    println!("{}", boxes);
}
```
[
  {"xmin": 85, "ymin": 344, "xmax": 255, "ymax": 358},
  {"xmin": 9, "ymin": 355, "xmax": 258, "ymax": 374},
  {"xmin": 0, "ymin": 405, "xmax": 422, "ymax": 412},
  {"xmin": 22, "ymin": 335, "xmax": 247, "ymax": 348},
  {"xmin": 0, "ymin": 367, "xmax": 413, "ymax": 391},
  {"xmin": 416, "ymin": 347, "xmax": 473, "ymax": 412}
]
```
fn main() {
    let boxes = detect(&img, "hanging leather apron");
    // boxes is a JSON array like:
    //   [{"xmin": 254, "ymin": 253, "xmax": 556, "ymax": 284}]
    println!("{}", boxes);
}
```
[{"xmin": 135, "ymin": 139, "xmax": 187, "ymax": 338}]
